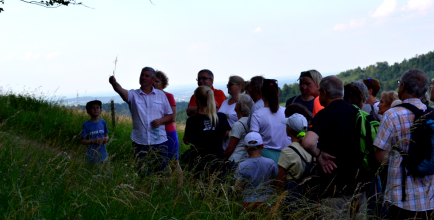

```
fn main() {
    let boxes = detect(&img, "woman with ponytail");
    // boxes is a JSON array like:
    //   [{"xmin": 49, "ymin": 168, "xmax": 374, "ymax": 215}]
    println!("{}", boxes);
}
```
[
  {"xmin": 183, "ymin": 86, "xmax": 231, "ymax": 176},
  {"xmin": 250, "ymin": 79, "xmax": 291, "ymax": 164}
]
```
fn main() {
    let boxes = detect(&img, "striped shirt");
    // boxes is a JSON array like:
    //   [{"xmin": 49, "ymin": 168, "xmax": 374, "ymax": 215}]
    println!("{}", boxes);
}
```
[
  {"xmin": 374, "ymin": 98, "xmax": 434, "ymax": 211},
  {"xmin": 128, "ymin": 88, "xmax": 173, "ymax": 145}
]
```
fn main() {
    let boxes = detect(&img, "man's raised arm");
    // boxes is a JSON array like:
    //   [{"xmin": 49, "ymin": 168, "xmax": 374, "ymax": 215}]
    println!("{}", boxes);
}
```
[{"xmin": 109, "ymin": 76, "xmax": 128, "ymax": 102}]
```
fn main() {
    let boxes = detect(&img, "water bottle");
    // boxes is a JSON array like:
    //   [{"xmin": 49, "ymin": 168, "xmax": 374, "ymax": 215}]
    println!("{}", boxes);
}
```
[{"xmin": 152, "ymin": 124, "xmax": 160, "ymax": 140}]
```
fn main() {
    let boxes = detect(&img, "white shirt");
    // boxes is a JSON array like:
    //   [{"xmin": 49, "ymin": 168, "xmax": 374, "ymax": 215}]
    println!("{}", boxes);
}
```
[
  {"xmin": 218, "ymin": 99, "xmax": 238, "ymax": 127},
  {"xmin": 247, "ymin": 99, "xmax": 264, "ymax": 127},
  {"xmin": 128, "ymin": 88, "xmax": 173, "ymax": 145},
  {"xmin": 228, "ymin": 117, "xmax": 250, "ymax": 162},
  {"xmin": 250, "ymin": 106, "xmax": 291, "ymax": 151}
]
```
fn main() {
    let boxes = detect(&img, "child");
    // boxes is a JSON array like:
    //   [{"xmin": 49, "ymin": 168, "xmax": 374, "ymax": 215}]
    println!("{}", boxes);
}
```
[
  {"xmin": 234, "ymin": 132, "xmax": 278, "ymax": 212},
  {"xmin": 277, "ymin": 112, "xmax": 313, "ymax": 217},
  {"xmin": 80, "ymin": 100, "xmax": 109, "ymax": 164}
]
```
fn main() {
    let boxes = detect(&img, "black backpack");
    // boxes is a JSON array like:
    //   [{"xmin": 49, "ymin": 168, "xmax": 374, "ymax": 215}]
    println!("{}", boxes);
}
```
[{"xmin": 393, "ymin": 103, "xmax": 434, "ymax": 201}]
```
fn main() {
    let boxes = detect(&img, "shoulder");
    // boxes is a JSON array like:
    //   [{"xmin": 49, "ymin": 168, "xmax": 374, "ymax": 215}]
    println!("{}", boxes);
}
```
[
  {"xmin": 217, "ymin": 112, "xmax": 228, "ymax": 120},
  {"xmin": 154, "ymin": 89, "xmax": 166, "ymax": 96},
  {"xmin": 165, "ymin": 92, "xmax": 174, "ymax": 98},
  {"xmin": 99, "ymin": 119, "xmax": 107, "ymax": 124},
  {"xmin": 213, "ymin": 88, "xmax": 225, "ymax": 95}
]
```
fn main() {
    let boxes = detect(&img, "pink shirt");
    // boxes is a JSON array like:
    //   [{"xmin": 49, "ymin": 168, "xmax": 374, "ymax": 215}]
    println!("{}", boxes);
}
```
[{"xmin": 165, "ymin": 92, "xmax": 177, "ymax": 133}]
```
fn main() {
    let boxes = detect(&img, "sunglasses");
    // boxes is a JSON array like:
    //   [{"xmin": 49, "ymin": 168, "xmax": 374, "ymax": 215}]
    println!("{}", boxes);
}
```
[{"xmin": 227, "ymin": 82, "xmax": 239, "ymax": 88}]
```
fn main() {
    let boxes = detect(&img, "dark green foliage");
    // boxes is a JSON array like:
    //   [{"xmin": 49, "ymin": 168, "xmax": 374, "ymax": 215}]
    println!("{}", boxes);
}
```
[{"xmin": 278, "ymin": 51, "xmax": 434, "ymax": 101}]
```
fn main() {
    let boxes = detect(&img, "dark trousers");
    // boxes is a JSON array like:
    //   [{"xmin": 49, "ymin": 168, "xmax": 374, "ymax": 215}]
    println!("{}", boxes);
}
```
[
  {"xmin": 133, "ymin": 141, "xmax": 169, "ymax": 177},
  {"xmin": 388, "ymin": 204, "xmax": 433, "ymax": 220}
]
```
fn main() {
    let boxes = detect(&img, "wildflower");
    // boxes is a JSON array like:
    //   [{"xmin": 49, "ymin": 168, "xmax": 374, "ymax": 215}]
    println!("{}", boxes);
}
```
[
  {"xmin": 125, "ymin": 164, "xmax": 127, "ymax": 167},
  {"xmin": 42, "ymin": 182, "xmax": 44, "ymax": 186},
  {"xmin": 125, "ymin": 174, "xmax": 128, "ymax": 177}
]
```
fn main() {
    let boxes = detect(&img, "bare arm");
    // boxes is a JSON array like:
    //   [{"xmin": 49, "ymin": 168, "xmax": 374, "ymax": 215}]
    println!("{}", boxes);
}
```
[
  {"xmin": 109, "ymin": 76, "xmax": 128, "ymax": 102},
  {"xmin": 151, "ymin": 114, "xmax": 173, "ymax": 127},
  {"xmin": 375, "ymin": 147, "xmax": 389, "ymax": 164},
  {"xmin": 303, "ymin": 131, "xmax": 337, "ymax": 173},
  {"xmin": 224, "ymin": 137, "xmax": 240, "ymax": 158},
  {"xmin": 276, "ymin": 166, "xmax": 287, "ymax": 189}
]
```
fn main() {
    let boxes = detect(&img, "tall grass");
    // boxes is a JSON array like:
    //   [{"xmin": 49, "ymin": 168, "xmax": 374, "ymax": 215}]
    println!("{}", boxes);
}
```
[{"xmin": 0, "ymin": 90, "xmax": 284, "ymax": 219}]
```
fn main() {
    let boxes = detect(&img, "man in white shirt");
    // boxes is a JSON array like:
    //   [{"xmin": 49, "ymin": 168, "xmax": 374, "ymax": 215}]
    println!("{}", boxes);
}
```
[{"xmin": 109, "ymin": 67, "xmax": 173, "ymax": 176}]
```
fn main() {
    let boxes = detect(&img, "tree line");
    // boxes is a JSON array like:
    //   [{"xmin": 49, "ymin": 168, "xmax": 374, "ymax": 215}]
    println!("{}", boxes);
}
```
[{"xmin": 279, "ymin": 50, "xmax": 434, "ymax": 101}]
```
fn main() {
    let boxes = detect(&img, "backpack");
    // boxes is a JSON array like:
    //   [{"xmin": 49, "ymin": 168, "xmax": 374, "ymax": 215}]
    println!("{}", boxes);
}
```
[
  {"xmin": 354, "ymin": 105, "xmax": 381, "ymax": 175},
  {"xmin": 393, "ymin": 104, "xmax": 434, "ymax": 201}
]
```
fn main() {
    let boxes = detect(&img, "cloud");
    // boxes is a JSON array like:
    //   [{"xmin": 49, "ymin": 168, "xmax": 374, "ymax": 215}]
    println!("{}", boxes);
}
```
[
  {"xmin": 333, "ymin": 24, "xmax": 347, "ymax": 31},
  {"xmin": 349, "ymin": 18, "xmax": 366, "ymax": 27},
  {"xmin": 32, "ymin": 53, "xmax": 40, "ymax": 59},
  {"xmin": 46, "ymin": 52, "xmax": 60, "ymax": 59},
  {"xmin": 1, "ymin": 55, "xmax": 14, "ymax": 61},
  {"xmin": 20, "ymin": 52, "xmax": 33, "ymax": 60},
  {"xmin": 253, "ymin": 27, "xmax": 263, "ymax": 33},
  {"xmin": 403, "ymin": 0, "xmax": 433, "ymax": 11},
  {"xmin": 371, "ymin": 0, "xmax": 398, "ymax": 17}
]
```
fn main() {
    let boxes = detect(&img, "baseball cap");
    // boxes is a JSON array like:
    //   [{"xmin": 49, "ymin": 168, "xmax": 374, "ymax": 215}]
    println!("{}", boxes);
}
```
[
  {"xmin": 281, "ymin": 113, "xmax": 308, "ymax": 133},
  {"xmin": 86, "ymin": 100, "xmax": 102, "ymax": 111},
  {"xmin": 244, "ymin": 132, "xmax": 263, "ymax": 146}
]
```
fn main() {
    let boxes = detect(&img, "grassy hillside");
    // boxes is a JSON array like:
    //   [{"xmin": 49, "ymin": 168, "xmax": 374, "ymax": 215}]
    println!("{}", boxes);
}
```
[
  {"xmin": 0, "ymin": 92, "xmax": 288, "ymax": 219},
  {"xmin": 279, "ymin": 50, "xmax": 434, "ymax": 101}
]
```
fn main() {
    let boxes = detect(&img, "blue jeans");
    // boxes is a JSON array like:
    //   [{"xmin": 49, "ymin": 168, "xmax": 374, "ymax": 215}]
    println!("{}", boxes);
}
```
[{"xmin": 133, "ymin": 141, "xmax": 169, "ymax": 177}]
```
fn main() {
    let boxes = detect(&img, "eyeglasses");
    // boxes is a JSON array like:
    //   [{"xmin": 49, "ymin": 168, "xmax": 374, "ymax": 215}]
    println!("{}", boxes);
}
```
[
  {"xmin": 227, "ymin": 83, "xmax": 239, "ymax": 88},
  {"xmin": 197, "ymin": 77, "xmax": 212, "ymax": 81}
]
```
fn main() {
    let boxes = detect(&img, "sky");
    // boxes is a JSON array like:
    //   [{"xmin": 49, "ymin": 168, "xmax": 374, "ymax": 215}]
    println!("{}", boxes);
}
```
[{"xmin": 1, "ymin": 0, "xmax": 434, "ymax": 99}]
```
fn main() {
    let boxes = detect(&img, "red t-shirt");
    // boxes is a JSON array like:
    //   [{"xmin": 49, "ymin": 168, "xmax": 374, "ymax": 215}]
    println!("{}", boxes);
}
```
[
  {"xmin": 165, "ymin": 92, "xmax": 177, "ymax": 133},
  {"xmin": 188, "ymin": 87, "xmax": 226, "ymax": 110}
]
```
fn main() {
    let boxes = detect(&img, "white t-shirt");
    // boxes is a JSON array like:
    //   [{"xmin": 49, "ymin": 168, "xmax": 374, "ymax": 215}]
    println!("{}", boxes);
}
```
[
  {"xmin": 247, "ymin": 99, "xmax": 264, "ymax": 127},
  {"xmin": 228, "ymin": 117, "xmax": 250, "ymax": 162},
  {"xmin": 219, "ymin": 99, "xmax": 238, "ymax": 150},
  {"xmin": 250, "ymin": 106, "xmax": 291, "ymax": 151},
  {"xmin": 218, "ymin": 99, "xmax": 238, "ymax": 127}
]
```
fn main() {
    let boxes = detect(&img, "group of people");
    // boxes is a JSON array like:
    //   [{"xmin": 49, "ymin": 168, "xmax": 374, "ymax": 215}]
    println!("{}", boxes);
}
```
[{"xmin": 79, "ymin": 66, "xmax": 434, "ymax": 219}]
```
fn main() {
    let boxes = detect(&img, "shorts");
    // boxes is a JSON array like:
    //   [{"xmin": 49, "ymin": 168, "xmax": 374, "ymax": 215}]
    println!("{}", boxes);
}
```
[
  {"xmin": 261, "ymin": 148, "xmax": 281, "ymax": 164},
  {"xmin": 166, "ymin": 130, "xmax": 179, "ymax": 160}
]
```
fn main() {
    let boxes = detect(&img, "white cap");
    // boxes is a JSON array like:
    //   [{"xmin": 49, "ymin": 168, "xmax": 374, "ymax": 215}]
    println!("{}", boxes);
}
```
[
  {"xmin": 244, "ymin": 132, "xmax": 263, "ymax": 146},
  {"xmin": 281, "ymin": 113, "xmax": 308, "ymax": 133}
]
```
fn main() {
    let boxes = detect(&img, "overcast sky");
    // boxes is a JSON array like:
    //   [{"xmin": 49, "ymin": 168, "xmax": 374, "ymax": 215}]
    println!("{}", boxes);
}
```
[{"xmin": 1, "ymin": 0, "xmax": 433, "ymax": 98}]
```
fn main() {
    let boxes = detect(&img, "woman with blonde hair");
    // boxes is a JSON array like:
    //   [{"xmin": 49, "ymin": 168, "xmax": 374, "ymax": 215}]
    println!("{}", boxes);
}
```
[
  {"xmin": 285, "ymin": 70, "xmax": 322, "ymax": 115},
  {"xmin": 183, "ymin": 86, "xmax": 231, "ymax": 176},
  {"xmin": 378, "ymin": 91, "xmax": 400, "ymax": 115}
]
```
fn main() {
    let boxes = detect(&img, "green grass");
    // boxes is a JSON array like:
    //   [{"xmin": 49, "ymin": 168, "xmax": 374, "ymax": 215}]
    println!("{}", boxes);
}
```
[{"xmin": 0, "ymin": 91, "xmax": 287, "ymax": 219}]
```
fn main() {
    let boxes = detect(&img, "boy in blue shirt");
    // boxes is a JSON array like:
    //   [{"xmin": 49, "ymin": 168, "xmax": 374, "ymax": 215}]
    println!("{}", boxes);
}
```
[
  {"xmin": 81, "ymin": 100, "xmax": 109, "ymax": 164},
  {"xmin": 234, "ymin": 132, "xmax": 278, "ymax": 212}
]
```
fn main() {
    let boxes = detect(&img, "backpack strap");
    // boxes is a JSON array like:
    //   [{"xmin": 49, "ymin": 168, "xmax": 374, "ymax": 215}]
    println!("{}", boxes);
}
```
[
  {"xmin": 396, "ymin": 103, "xmax": 423, "ymax": 119},
  {"xmin": 291, "ymin": 95, "xmax": 300, "ymax": 105},
  {"xmin": 288, "ymin": 145, "xmax": 310, "ymax": 164},
  {"xmin": 238, "ymin": 121, "xmax": 248, "ymax": 135}
]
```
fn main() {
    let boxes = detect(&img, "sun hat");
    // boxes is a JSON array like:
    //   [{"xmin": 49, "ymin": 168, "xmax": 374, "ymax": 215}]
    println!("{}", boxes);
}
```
[
  {"xmin": 244, "ymin": 132, "xmax": 263, "ymax": 147},
  {"xmin": 281, "ymin": 113, "xmax": 308, "ymax": 134}
]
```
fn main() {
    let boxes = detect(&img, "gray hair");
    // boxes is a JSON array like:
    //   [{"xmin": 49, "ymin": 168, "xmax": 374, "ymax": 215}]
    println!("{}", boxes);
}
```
[
  {"xmin": 237, "ymin": 94, "xmax": 254, "ymax": 116},
  {"xmin": 198, "ymin": 69, "xmax": 214, "ymax": 79},
  {"xmin": 400, "ymin": 69, "xmax": 429, "ymax": 98},
  {"xmin": 142, "ymin": 67, "xmax": 156, "ymax": 78},
  {"xmin": 249, "ymin": 76, "xmax": 265, "ymax": 94},
  {"xmin": 351, "ymin": 81, "xmax": 369, "ymax": 103},
  {"xmin": 420, "ymin": 92, "xmax": 430, "ymax": 106},
  {"xmin": 319, "ymin": 76, "xmax": 344, "ymax": 99}
]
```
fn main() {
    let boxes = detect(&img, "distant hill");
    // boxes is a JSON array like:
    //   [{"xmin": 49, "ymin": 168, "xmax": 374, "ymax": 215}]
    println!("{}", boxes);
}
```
[{"xmin": 279, "ymin": 50, "xmax": 434, "ymax": 102}]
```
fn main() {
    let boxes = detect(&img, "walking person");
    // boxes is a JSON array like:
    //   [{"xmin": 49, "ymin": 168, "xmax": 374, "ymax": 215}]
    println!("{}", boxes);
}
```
[
  {"xmin": 109, "ymin": 67, "xmax": 173, "ymax": 176},
  {"xmin": 250, "ymin": 79, "xmax": 291, "ymax": 164}
]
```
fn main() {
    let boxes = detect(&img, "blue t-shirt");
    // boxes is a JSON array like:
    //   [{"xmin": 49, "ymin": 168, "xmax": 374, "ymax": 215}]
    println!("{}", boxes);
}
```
[
  {"xmin": 81, "ymin": 119, "xmax": 109, "ymax": 163},
  {"xmin": 234, "ymin": 157, "xmax": 278, "ymax": 203}
]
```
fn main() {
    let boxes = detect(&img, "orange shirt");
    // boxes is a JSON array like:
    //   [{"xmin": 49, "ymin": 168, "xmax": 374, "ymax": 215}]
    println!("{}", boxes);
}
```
[
  {"xmin": 312, "ymin": 96, "xmax": 324, "ymax": 117},
  {"xmin": 188, "ymin": 87, "xmax": 226, "ymax": 110}
]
